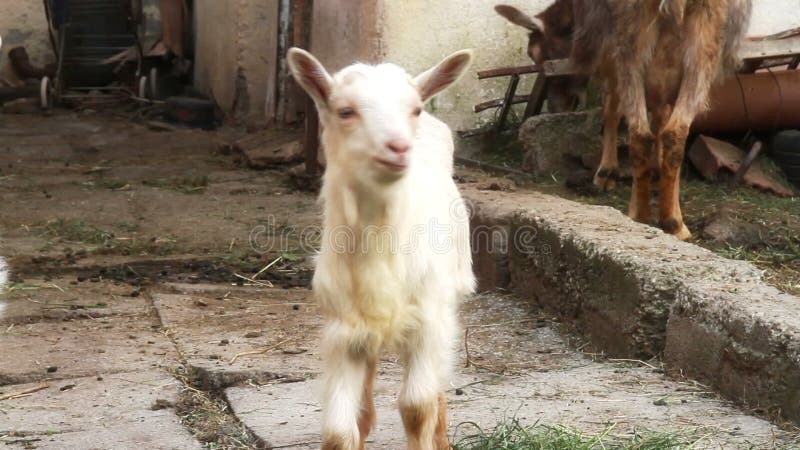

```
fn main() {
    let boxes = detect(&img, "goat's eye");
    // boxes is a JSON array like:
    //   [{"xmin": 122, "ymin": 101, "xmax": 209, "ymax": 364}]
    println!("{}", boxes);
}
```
[
  {"xmin": 412, "ymin": 107, "xmax": 422, "ymax": 117},
  {"xmin": 337, "ymin": 107, "xmax": 356, "ymax": 119}
]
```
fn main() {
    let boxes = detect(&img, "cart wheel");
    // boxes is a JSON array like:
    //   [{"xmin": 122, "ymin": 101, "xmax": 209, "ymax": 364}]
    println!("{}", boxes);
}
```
[
  {"xmin": 149, "ymin": 67, "xmax": 158, "ymax": 100},
  {"xmin": 40, "ymin": 76, "xmax": 52, "ymax": 110},
  {"xmin": 138, "ymin": 75, "xmax": 148, "ymax": 100}
]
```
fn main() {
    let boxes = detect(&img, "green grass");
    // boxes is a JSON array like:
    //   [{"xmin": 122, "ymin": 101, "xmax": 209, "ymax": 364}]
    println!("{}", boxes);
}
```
[
  {"xmin": 37, "ymin": 219, "xmax": 177, "ymax": 256},
  {"xmin": 143, "ymin": 175, "xmax": 209, "ymax": 194},
  {"xmin": 531, "ymin": 175, "xmax": 800, "ymax": 297},
  {"xmin": 88, "ymin": 177, "xmax": 129, "ymax": 190},
  {"xmin": 452, "ymin": 419, "xmax": 797, "ymax": 450}
]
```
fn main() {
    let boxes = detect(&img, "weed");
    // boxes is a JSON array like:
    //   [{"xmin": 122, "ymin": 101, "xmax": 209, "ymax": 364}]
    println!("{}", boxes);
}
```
[
  {"xmin": 143, "ymin": 175, "xmax": 210, "ymax": 194},
  {"xmin": 452, "ymin": 419, "xmax": 798, "ymax": 450}
]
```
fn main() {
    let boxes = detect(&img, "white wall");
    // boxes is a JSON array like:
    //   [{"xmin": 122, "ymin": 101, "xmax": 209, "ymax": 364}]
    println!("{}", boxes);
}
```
[
  {"xmin": 749, "ymin": 0, "xmax": 800, "ymax": 36},
  {"xmin": 0, "ymin": 0, "xmax": 53, "ymax": 68},
  {"xmin": 379, "ymin": 0, "xmax": 554, "ymax": 132},
  {"xmin": 379, "ymin": 0, "xmax": 800, "ymax": 132}
]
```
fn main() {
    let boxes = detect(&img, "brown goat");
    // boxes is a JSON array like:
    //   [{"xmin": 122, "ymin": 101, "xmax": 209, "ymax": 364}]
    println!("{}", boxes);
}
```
[
  {"xmin": 495, "ymin": 1, "xmax": 587, "ymax": 112},
  {"xmin": 499, "ymin": 0, "xmax": 751, "ymax": 240},
  {"xmin": 495, "ymin": 1, "xmax": 620, "ymax": 190}
]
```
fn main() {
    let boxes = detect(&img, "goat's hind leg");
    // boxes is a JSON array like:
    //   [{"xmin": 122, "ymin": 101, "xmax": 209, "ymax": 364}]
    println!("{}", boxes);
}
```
[{"xmin": 657, "ymin": 6, "xmax": 726, "ymax": 240}]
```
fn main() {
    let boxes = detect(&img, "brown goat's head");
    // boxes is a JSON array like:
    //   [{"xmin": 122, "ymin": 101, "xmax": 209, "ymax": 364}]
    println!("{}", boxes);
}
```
[{"xmin": 495, "ymin": 1, "xmax": 585, "ymax": 112}]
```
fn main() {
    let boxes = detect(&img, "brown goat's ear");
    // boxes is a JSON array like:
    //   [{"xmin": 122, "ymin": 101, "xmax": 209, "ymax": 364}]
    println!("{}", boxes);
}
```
[
  {"xmin": 415, "ymin": 50, "xmax": 473, "ymax": 102},
  {"xmin": 494, "ymin": 4, "xmax": 543, "ymax": 32},
  {"xmin": 287, "ymin": 47, "xmax": 333, "ymax": 107}
]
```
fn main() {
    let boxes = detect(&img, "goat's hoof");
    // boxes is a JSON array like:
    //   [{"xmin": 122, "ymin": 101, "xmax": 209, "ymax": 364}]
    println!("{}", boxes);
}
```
[
  {"xmin": 593, "ymin": 167, "xmax": 619, "ymax": 191},
  {"xmin": 673, "ymin": 224, "xmax": 692, "ymax": 241},
  {"xmin": 660, "ymin": 218, "xmax": 692, "ymax": 241}
]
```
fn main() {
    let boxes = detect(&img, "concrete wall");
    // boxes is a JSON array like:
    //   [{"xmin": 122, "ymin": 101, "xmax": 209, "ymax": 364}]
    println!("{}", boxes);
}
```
[
  {"xmin": 0, "ymin": 0, "xmax": 53, "ymax": 68},
  {"xmin": 379, "ymin": 0, "xmax": 552, "ymax": 131},
  {"xmin": 310, "ymin": 0, "xmax": 380, "ymax": 70},
  {"xmin": 310, "ymin": 0, "xmax": 800, "ymax": 132},
  {"xmin": 193, "ymin": 0, "xmax": 279, "ymax": 119},
  {"xmin": 749, "ymin": 0, "xmax": 800, "ymax": 37}
]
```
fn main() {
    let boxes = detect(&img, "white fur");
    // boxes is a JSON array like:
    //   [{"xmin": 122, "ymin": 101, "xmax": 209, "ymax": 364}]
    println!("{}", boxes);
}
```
[{"xmin": 288, "ymin": 48, "xmax": 476, "ymax": 448}]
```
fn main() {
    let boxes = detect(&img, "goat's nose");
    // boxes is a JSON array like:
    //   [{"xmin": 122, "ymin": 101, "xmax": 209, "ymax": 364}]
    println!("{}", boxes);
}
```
[{"xmin": 386, "ymin": 139, "xmax": 411, "ymax": 154}]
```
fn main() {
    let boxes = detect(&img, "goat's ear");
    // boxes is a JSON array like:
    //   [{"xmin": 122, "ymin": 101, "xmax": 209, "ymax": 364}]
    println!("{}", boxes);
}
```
[
  {"xmin": 287, "ymin": 47, "xmax": 333, "ymax": 107},
  {"xmin": 494, "ymin": 4, "xmax": 543, "ymax": 32},
  {"xmin": 415, "ymin": 50, "xmax": 473, "ymax": 103}
]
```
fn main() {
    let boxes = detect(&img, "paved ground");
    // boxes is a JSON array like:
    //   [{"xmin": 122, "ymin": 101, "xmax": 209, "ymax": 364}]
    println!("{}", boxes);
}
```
[{"xmin": 1, "ymin": 112, "xmax": 798, "ymax": 449}]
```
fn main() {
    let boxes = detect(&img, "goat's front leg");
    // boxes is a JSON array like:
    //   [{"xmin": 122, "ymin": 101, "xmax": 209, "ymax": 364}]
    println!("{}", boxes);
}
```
[
  {"xmin": 399, "ymin": 320, "xmax": 455, "ymax": 450},
  {"xmin": 320, "ymin": 324, "xmax": 373, "ymax": 450},
  {"xmin": 594, "ymin": 83, "xmax": 621, "ymax": 191}
]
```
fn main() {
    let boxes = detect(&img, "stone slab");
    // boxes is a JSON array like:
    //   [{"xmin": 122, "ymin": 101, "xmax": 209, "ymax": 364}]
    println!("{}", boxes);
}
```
[
  {"xmin": 152, "ymin": 287, "xmax": 322, "ymax": 387},
  {"xmin": 0, "ymin": 371, "xmax": 202, "ymax": 450},
  {"xmin": 0, "ymin": 314, "xmax": 178, "ymax": 386},
  {"xmin": 464, "ymin": 186, "xmax": 800, "ymax": 424},
  {"xmin": 0, "ymin": 276, "xmax": 146, "ymax": 326}
]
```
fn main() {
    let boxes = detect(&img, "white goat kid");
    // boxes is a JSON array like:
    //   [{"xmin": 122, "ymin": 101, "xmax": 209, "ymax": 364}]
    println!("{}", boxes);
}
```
[
  {"xmin": 0, "ymin": 257, "xmax": 8, "ymax": 318},
  {"xmin": 287, "ymin": 48, "xmax": 476, "ymax": 450}
]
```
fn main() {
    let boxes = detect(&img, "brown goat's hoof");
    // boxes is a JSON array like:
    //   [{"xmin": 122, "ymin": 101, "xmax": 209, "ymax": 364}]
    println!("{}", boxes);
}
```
[
  {"xmin": 661, "ymin": 218, "xmax": 692, "ymax": 241},
  {"xmin": 593, "ymin": 166, "xmax": 619, "ymax": 191}
]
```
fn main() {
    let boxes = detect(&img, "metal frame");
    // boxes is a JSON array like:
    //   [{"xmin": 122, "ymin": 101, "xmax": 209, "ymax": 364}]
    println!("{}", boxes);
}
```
[{"xmin": 41, "ymin": 0, "xmax": 145, "ymax": 109}]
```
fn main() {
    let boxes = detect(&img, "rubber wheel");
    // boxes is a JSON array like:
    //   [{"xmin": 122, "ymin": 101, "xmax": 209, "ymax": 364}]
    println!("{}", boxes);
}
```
[
  {"xmin": 770, "ymin": 130, "xmax": 800, "ymax": 165},
  {"xmin": 149, "ymin": 67, "xmax": 158, "ymax": 100},
  {"xmin": 40, "ymin": 76, "xmax": 51, "ymax": 110},
  {"xmin": 138, "ymin": 75, "xmax": 148, "ymax": 99}
]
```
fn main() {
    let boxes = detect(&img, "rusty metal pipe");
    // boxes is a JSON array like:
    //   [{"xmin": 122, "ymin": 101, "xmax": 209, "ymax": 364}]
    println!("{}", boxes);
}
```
[{"xmin": 693, "ymin": 69, "xmax": 800, "ymax": 133}]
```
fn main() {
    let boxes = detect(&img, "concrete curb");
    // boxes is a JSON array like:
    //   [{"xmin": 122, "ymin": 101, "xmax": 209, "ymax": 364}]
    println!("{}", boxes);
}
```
[{"xmin": 464, "ymin": 187, "xmax": 800, "ymax": 424}]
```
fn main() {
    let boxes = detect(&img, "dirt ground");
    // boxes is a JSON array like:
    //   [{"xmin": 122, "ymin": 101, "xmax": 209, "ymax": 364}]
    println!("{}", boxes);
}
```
[{"xmin": 1, "ymin": 112, "xmax": 799, "ymax": 448}]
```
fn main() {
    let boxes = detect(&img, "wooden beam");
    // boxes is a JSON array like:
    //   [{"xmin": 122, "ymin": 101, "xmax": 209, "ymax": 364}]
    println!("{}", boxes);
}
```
[
  {"xmin": 473, "ymin": 95, "xmax": 529, "ymax": 113},
  {"xmin": 749, "ymin": 27, "xmax": 800, "ymax": 41},
  {"xmin": 543, "ymin": 59, "xmax": 580, "ymax": 77},
  {"xmin": 523, "ymin": 74, "xmax": 548, "ymax": 119},
  {"xmin": 477, "ymin": 65, "xmax": 541, "ymax": 80},
  {"xmin": 495, "ymin": 74, "xmax": 520, "ymax": 132},
  {"xmin": 739, "ymin": 36, "xmax": 800, "ymax": 61}
]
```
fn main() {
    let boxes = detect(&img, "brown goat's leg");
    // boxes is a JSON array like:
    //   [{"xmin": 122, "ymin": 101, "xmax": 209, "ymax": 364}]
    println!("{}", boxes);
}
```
[
  {"xmin": 594, "ymin": 85, "xmax": 621, "ymax": 191},
  {"xmin": 628, "ymin": 130, "xmax": 654, "ymax": 223},
  {"xmin": 658, "ymin": 120, "xmax": 692, "ymax": 240},
  {"xmin": 357, "ymin": 359, "xmax": 378, "ymax": 450},
  {"xmin": 662, "ymin": 2, "xmax": 725, "ymax": 134}
]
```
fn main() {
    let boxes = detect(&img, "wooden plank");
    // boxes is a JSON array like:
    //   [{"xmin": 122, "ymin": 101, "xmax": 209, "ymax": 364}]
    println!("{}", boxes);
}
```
[
  {"xmin": 523, "ymin": 74, "xmax": 548, "ymax": 119},
  {"xmin": 477, "ymin": 65, "xmax": 540, "ymax": 79},
  {"xmin": 304, "ymin": 96, "xmax": 320, "ymax": 176},
  {"xmin": 731, "ymin": 141, "xmax": 763, "ymax": 187},
  {"xmin": 263, "ymin": 0, "xmax": 281, "ymax": 124},
  {"xmin": 750, "ymin": 27, "xmax": 800, "ymax": 41},
  {"xmin": 495, "ymin": 74, "xmax": 520, "ymax": 132},
  {"xmin": 474, "ymin": 95, "xmax": 528, "ymax": 113},
  {"xmin": 283, "ymin": 0, "xmax": 314, "ymax": 123},
  {"xmin": 739, "ymin": 36, "xmax": 800, "ymax": 61},
  {"xmin": 543, "ymin": 59, "xmax": 580, "ymax": 77}
]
